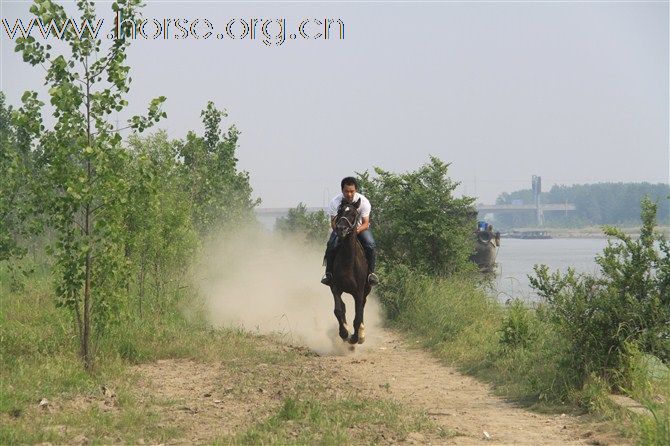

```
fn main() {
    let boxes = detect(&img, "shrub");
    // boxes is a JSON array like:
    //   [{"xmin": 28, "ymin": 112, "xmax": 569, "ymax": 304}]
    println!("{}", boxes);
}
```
[
  {"xmin": 275, "ymin": 203, "xmax": 330, "ymax": 245},
  {"xmin": 358, "ymin": 157, "xmax": 476, "ymax": 277},
  {"xmin": 499, "ymin": 299, "xmax": 535, "ymax": 351},
  {"xmin": 529, "ymin": 197, "xmax": 670, "ymax": 386},
  {"xmin": 374, "ymin": 264, "xmax": 417, "ymax": 320}
]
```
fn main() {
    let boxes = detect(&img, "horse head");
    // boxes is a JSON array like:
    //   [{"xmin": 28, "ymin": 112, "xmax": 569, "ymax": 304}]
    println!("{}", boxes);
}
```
[{"xmin": 335, "ymin": 198, "xmax": 361, "ymax": 240}]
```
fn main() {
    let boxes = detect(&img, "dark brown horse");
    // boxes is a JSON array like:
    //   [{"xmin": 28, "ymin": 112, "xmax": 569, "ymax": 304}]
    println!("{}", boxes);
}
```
[{"xmin": 330, "ymin": 199, "xmax": 372, "ymax": 344}]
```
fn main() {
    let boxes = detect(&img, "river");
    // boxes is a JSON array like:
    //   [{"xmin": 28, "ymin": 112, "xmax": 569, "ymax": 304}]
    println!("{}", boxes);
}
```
[{"xmin": 491, "ymin": 237, "xmax": 610, "ymax": 302}]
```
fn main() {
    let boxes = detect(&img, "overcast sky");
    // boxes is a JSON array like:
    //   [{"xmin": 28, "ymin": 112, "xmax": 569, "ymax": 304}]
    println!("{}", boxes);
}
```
[{"xmin": 2, "ymin": 0, "xmax": 668, "ymax": 208}]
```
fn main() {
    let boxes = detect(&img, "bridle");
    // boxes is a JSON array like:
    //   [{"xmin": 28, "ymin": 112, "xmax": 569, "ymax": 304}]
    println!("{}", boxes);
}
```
[{"xmin": 337, "ymin": 204, "xmax": 359, "ymax": 231}]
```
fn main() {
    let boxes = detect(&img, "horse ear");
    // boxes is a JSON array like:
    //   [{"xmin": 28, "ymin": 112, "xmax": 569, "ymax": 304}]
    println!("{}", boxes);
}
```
[{"xmin": 354, "ymin": 198, "xmax": 361, "ymax": 209}]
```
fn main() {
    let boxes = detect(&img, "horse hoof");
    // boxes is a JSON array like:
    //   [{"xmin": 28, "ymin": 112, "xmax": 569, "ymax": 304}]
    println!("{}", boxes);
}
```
[
  {"xmin": 357, "ymin": 335, "xmax": 365, "ymax": 345},
  {"xmin": 358, "ymin": 325, "xmax": 365, "ymax": 344},
  {"xmin": 339, "ymin": 324, "xmax": 350, "ymax": 341},
  {"xmin": 348, "ymin": 335, "xmax": 358, "ymax": 345}
]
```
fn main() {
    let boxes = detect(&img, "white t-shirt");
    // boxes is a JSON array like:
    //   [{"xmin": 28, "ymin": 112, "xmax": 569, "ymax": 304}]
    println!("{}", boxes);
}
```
[{"xmin": 327, "ymin": 192, "xmax": 372, "ymax": 227}]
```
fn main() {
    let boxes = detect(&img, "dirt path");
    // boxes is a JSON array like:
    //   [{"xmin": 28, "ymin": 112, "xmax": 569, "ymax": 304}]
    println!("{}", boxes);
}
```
[
  {"xmin": 323, "ymin": 329, "xmax": 626, "ymax": 445},
  {"xmin": 131, "ymin": 328, "xmax": 628, "ymax": 445}
]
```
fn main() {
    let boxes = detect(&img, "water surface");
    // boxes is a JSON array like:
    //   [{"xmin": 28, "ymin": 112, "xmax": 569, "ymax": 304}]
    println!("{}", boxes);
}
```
[{"xmin": 492, "ymin": 238, "xmax": 609, "ymax": 302}]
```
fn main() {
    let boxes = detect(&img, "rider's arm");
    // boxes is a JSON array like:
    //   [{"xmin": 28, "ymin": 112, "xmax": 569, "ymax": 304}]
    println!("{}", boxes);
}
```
[
  {"xmin": 331, "ymin": 216, "xmax": 337, "ymax": 231},
  {"xmin": 356, "ymin": 216, "xmax": 370, "ymax": 234}
]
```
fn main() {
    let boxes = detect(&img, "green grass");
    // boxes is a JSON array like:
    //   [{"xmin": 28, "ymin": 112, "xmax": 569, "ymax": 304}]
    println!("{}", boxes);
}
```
[
  {"xmin": 0, "ymin": 394, "xmax": 176, "ymax": 445},
  {"xmin": 637, "ymin": 403, "xmax": 670, "ymax": 446},
  {"xmin": 621, "ymin": 347, "xmax": 670, "ymax": 445},
  {"xmin": 218, "ymin": 396, "xmax": 442, "ymax": 445}
]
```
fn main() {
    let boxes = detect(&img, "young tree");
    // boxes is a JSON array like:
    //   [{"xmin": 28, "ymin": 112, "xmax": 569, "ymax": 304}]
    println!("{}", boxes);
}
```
[
  {"xmin": 13, "ymin": 0, "xmax": 166, "ymax": 370},
  {"xmin": 0, "ymin": 92, "xmax": 24, "ymax": 262},
  {"xmin": 178, "ymin": 102, "xmax": 259, "ymax": 234},
  {"xmin": 124, "ymin": 132, "xmax": 198, "ymax": 315},
  {"xmin": 0, "ymin": 92, "xmax": 44, "ymax": 290},
  {"xmin": 1, "ymin": 89, "xmax": 47, "ymax": 260}
]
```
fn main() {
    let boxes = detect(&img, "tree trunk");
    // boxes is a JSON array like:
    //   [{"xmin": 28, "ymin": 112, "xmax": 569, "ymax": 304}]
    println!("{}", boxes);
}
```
[
  {"xmin": 139, "ymin": 254, "xmax": 146, "ymax": 318},
  {"xmin": 83, "ymin": 235, "xmax": 92, "ymax": 371},
  {"xmin": 82, "ymin": 62, "xmax": 93, "ymax": 372}
]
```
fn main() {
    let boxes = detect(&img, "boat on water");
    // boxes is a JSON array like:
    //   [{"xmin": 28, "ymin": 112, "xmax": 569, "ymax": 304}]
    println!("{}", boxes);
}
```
[
  {"xmin": 470, "ymin": 221, "xmax": 500, "ymax": 273},
  {"xmin": 505, "ymin": 230, "xmax": 552, "ymax": 240}
]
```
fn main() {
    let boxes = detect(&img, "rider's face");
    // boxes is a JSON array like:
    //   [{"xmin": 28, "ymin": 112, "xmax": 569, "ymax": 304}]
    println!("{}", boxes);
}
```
[{"xmin": 342, "ymin": 184, "xmax": 356, "ymax": 203}]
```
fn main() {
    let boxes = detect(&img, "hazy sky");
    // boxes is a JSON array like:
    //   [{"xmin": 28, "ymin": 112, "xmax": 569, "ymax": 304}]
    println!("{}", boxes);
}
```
[{"xmin": 2, "ymin": 1, "xmax": 668, "ymax": 208}]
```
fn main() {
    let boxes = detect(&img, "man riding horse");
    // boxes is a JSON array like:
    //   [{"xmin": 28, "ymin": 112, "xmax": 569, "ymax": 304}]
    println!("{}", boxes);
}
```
[{"xmin": 321, "ymin": 177, "xmax": 379, "ymax": 286}]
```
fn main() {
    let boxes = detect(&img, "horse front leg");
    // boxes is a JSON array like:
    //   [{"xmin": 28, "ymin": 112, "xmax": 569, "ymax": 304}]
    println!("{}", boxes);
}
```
[
  {"xmin": 349, "ymin": 293, "xmax": 367, "ymax": 345},
  {"xmin": 332, "ymin": 289, "xmax": 350, "ymax": 341}
]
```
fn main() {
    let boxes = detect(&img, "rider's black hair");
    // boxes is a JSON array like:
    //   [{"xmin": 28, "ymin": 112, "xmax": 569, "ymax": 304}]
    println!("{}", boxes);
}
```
[{"xmin": 340, "ymin": 176, "xmax": 359, "ymax": 191}]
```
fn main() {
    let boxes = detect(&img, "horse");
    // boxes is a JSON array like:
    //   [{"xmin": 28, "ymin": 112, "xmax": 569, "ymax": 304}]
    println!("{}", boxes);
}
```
[{"xmin": 329, "ymin": 198, "xmax": 372, "ymax": 344}]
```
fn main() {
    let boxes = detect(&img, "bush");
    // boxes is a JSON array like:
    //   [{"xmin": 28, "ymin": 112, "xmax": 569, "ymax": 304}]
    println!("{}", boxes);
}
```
[
  {"xmin": 376, "ymin": 263, "xmax": 428, "ymax": 321},
  {"xmin": 358, "ymin": 157, "xmax": 476, "ymax": 276},
  {"xmin": 275, "ymin": 203, "xmax": 330, "ymax": 245},
  {"xmin": 498, "ymin": 299, "xmax": 535, "ymax": 351},
  {"xmin": 529, "ymin": 197, "xmax": 670, "ymax": 386}
]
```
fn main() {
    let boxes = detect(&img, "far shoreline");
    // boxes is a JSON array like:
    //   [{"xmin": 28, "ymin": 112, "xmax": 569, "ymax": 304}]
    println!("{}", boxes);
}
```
[{"xmin": 501, "ymin": 225, "xmax": 670, "ymax": 239}]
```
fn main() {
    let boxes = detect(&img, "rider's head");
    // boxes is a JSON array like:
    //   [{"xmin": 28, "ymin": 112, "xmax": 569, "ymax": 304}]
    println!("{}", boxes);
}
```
[{"xmin": 341, "ymin": 177, "xmax": 358, "ymax": 203}]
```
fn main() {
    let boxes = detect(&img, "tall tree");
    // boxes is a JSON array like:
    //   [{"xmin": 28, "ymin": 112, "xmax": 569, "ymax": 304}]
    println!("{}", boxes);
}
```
[{"xmin": 13, "ymin": 0, "xmax": 166, "ymax": 370}]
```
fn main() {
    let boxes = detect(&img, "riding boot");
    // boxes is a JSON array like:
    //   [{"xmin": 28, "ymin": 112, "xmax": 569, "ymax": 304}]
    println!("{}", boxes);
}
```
[
  {"xmin": 321, "ymin": 248, "xmax": 336, "ymax": 286},
  {"xmin": 365, "ymin": 248, "xmax": 379, "ymax": 285}
]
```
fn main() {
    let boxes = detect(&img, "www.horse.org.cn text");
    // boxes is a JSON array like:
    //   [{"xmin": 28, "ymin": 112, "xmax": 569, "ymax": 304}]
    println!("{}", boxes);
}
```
[{"xmin": 1, "ymin": 13, "xmax": 345, "ymax": 47}]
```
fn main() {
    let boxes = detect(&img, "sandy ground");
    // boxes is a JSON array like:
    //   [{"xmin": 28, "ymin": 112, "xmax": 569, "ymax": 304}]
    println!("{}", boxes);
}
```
[{"xmin": 131, "ymin": 329, "xmax": 629, "ymax": 445}]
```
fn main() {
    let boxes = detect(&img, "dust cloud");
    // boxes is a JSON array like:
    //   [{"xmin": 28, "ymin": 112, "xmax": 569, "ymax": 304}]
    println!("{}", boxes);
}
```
[{"xmin": 197, "ymin": 228, "xmax": 385, "ymax": 355}]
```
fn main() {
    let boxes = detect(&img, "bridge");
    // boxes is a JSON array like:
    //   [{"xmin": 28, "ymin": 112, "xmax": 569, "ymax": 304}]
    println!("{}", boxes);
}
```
[
  {"xmin": 477, "ymin": 203, "xmax": 576, "ymax": 225},
  {"xmin": 255, "ymin": 202, "xmax": 576, "ymax": 226},
  {"xmin": 476, "ymin": 203, "xmax": 576, "ymax": 212},
  {"xmin": 256, "ymin": 176, "xmax": 575, "ymax": 226}
]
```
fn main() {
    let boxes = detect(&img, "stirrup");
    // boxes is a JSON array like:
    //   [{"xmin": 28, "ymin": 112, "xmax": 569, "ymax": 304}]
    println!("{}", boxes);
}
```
[
  {"xmin": 321, "ymin": 273, "xmax": 332, "ymax": 286},
  {"xmin": 367, "ymin": 273, "xmax": 379, "ymax": 286}
]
